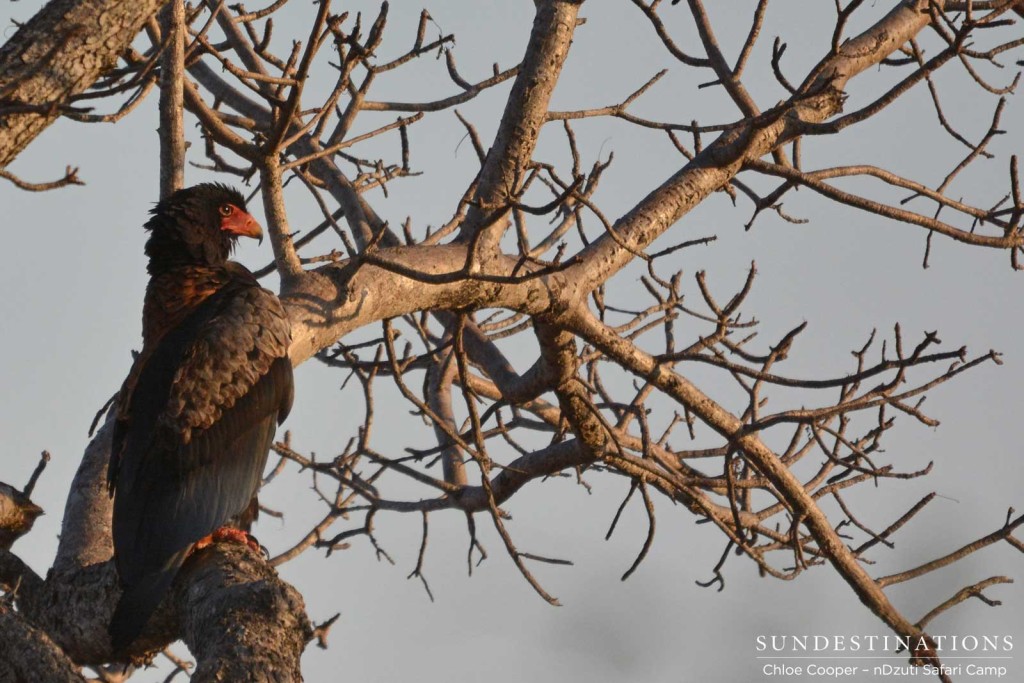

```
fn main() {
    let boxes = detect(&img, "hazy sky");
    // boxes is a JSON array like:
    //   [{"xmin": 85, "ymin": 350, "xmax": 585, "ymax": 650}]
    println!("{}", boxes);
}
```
[{"xmin": 1, "ymin": 2, "xmax": 1022, "ymax": 682}]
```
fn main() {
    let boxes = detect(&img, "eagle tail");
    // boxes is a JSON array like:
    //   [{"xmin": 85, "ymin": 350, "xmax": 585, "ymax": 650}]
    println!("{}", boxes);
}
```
[{"xmin": 109, "ymin": 548, "xmax": 188, "ymax": 653}]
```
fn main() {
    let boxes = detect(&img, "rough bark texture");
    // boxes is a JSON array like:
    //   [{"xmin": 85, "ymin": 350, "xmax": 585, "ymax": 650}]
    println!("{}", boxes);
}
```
[
  {"xmin": 19, "ymin": 560, "xmax": 119, "ymax": 665},
  {"xmin": 457, "ymin": 0, "xmax": 583, "ymax": 253},
  {"xmin": 0, "ymin": 0, "xmax": 168, "ymax": 168},
  {"xmin": 14, "ymin": 539, "xmax": 309, "ymax": 672},
  {"xmin": 0, "ymin": 603, "xmax": 85, "ymax": 683},
  {"xmin": 180, "ymin": 545, "xmax": 311, "ymax": 682},
  {"xmin": 54, "ymin": 422, "xmax": 114, "ymax": 574},
  {"xmin": 157, "ymin": 0, "xmax": 186, "ymax": 198}
]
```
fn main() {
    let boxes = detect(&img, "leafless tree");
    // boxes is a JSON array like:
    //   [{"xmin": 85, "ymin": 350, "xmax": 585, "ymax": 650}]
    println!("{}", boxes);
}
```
[{"xmin": 2, "ymin": 1, "xmax": 1023, "ymax": 681}]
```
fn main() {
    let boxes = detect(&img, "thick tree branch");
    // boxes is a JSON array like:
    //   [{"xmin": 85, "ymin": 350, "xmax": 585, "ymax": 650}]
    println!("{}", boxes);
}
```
[
  {"xmin": 563, "ymin": 307, "xmax": 941, "ymax": 662},
  {"xmin": 569, "ymin": 1, "xmax": 940, "ymax": 292},
  {"xmin": 54, "ymin": 422, "xmax": 115, "ymax": 573},
  {"xmin": 279, "ymin": 245, "xmax": 552, "ymax": 365},
  {"xmin": 0, "ymin": 0, "xmax": 169, "ymax": 167},
  {"xmin": 0, "ymin": 603, "xmax": 85, "ymax": 683},
  {"xmin": 179, "ymin": 545, "xmax": 311, "ymax": 682},
  {"xmin": 456, "ymin": 0, "xmax": 583, "ymax": 254}
]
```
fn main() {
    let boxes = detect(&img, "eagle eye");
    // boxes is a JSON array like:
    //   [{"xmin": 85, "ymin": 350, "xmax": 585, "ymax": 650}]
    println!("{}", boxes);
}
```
[{"xmin": 219, "ymin": 204, "xmax": 234, "ymax": 217}]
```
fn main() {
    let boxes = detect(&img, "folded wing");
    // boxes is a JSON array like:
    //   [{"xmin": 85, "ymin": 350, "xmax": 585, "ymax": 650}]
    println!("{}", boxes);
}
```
[{"xmin": 108, "ymin": 271, "xmax": 293, "ymax": 649}]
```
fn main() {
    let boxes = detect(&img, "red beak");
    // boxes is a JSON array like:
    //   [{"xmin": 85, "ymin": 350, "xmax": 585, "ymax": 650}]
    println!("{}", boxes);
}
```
[{"xmin": 220, "ymin": 209, "xmax": 264, "ymax": 243}]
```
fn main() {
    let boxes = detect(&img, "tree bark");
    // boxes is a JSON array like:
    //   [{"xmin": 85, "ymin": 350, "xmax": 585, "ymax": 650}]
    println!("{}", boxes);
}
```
[
  {"xmin": 157, "ymin": 0, "xmax": 186, "ymax": 198},
  {"xmin": 180, "ymin": 545, "xmax": 311, "ymax": 682},
  {"xmin": 0, "ymin": 603, "xmax": 85, "ymax": 683},
  {"xmin": 456, "ymin": 0, "xmax": 583, "ymax": 254},
  {"xmin": 0, "ymin": 0, "xmax": 169, "ymax": 168}
]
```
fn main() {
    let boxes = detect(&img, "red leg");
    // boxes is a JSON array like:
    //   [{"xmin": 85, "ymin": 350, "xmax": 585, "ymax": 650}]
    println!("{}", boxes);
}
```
[{"xmin": 192, "ymin": 527, "xmax": 262, "ymax": 553}]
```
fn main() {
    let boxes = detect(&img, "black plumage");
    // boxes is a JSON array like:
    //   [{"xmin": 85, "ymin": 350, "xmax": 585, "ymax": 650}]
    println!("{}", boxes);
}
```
[{"xmin": 107, "ymin": 184, "xmax": 293, "ymax": 652}]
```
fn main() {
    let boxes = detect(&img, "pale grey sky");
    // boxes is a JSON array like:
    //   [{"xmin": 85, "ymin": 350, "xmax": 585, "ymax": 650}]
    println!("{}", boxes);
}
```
[{"xmin": 1, "ymin": 2, "xmax": 1021, "ymax": 682}]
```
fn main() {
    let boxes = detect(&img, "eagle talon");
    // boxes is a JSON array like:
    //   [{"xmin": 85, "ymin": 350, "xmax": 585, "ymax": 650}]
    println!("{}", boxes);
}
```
[{"xmin": 193, "ymin": 527, "xmax": 263, "ymax": 554}]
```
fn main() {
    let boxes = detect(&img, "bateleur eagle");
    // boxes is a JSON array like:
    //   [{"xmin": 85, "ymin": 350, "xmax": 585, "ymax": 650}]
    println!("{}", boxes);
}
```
[{"xmin": 107, "ymin": 183, "xmax": 294, "ymax": 651}]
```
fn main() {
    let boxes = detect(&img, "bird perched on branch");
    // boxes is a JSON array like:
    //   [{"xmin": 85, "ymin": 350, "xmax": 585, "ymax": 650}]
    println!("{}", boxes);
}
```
[{"xmin": 107, "ymin": 183, "xmax": 293, "ymax": 652}]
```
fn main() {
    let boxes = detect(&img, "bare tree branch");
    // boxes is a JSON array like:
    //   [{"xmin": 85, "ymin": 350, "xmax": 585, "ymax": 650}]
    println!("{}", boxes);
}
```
[{"xmin": 0, "ymin": 0, "xmax": 170, "ymax": 167}]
